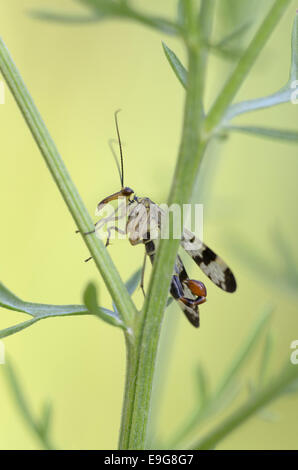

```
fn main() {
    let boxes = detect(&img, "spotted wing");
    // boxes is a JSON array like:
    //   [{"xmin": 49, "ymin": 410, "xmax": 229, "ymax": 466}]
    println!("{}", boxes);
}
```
[{"xmin": 181, "ymin": 228, "xmax": 237, "ymax": 293}]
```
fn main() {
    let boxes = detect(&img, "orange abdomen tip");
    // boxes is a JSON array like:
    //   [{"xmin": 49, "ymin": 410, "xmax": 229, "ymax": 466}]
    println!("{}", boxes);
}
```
[{"xmin": 185, "ymin": 279, "xmax": 207, "ymax": 297}]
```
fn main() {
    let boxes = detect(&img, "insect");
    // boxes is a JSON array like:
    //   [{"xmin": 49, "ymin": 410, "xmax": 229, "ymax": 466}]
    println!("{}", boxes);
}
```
[{"xmin": 81, "ymin": 111, "xmax": 237, "ymax": 328}]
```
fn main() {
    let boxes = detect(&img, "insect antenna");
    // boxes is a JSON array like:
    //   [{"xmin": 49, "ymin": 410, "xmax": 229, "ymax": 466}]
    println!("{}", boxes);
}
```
[
  {"xmin": 114, "ymin": 109, "xmax": 125, "ymax": 188},
  {"xmin": 108, "ymin": 138, "xmax": 122, "ymax": 185}
]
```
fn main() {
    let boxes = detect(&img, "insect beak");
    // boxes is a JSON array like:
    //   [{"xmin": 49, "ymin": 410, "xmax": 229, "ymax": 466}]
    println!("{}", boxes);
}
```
[{"xmin": 96, "ymin": 188, "xmax": 134, "ymax": 213}]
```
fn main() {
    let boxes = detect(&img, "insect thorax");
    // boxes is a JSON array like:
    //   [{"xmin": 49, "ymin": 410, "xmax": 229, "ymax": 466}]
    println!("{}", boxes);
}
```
[{"xmin": 127, "ymin": 197, "xmax": 160, "ymax": 245}]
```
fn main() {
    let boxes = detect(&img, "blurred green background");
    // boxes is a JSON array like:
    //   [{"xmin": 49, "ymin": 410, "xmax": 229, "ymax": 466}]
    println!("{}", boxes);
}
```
[{"xmin": 0, "ymin": 0, "xmax": 298, "ymax": 450}]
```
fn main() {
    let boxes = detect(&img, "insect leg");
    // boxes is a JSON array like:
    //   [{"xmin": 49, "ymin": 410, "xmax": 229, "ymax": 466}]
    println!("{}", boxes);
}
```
[
  {"xmin": 76, "ymin": 215, "xmax": 122, "ymax": 236},
  {"xmin": 80, "ymin": 223, "xmax": 126, "ymax": 262},
  {"xmin": 170, "ymin": 275, "xmax": 205, "ymax": 306},
  {"xmin": 179, "ymin": 295, "xmax": 206, "ymax": 308},
  {"xmin": 82, "ymin": 225, "xmax": 126, "ymax": 262},
  {"xmin": 76, "ymin": 228, "xmax": 96, "ymax": 235},
  {"xmin": 76, "ymin": 200, "xmax": 128, "ymax": 236},
  {"xmin": 105, "ymin": 226, "xmax": 126, "ymax": 247},
  {"xmin": 143, "ymin": 239, "xmax": 155, "ymax": 263}
]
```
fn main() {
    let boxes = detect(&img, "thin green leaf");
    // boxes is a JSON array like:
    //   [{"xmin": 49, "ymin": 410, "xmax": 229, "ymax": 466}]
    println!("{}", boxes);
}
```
[
  {"xmin": 223, "ymin": 12, "xmax": 298, "ymax": 123},
  {"xmin": 4, "ymin": 358, "xmax": 55, "ymax": 449},
  {"xmin": 209, "ymin": 44, "xmax": 243, "ymax": 62},
  {"xmin": 192, "ymin": 364, "xmax": 298, "ymax": 450},
  {"xmin": 39, "ymin": 400, "xmax": 53, "ymax": 437},
  {"xmin": 215, "ymin": 305, "xmax": 273, "ymax": 397},
  {"xmin": 248, "ymin": 378, "xmax": 277, "ymax": 422},
  {"xmin": 168, "ymin": 380, "xmax": 242, "ymax": 450},
  {"xmin": 83, "ymin": 282, "xmax": 124, "ymax": 328},
  {"xmin": 227, "ymin": 234, "xmax": 298, "ymax": 298},
  {"xmin": 218, "ymin": 0, "xmax": 262, "ymax": 31},
  {"xmin": 79, "ymin": 0, "xmax": 128, "ymax": 15},
  {"xmin": 0, "ymin": 282, "xmax": 120, "ymax": 338},
  {"xmin": 216, "ymin": 22, "xmax": 251, "ymax": 49},
  {"xmin": 205, "ymin": 0, "xmax": 292, "ymax": 132},
  {"xmin": 224, "ymin": 86, "xmax": 292, "ymax": 123},
  {"xmin": 290, "ymin": 9, "xmax": 298, "ymax": 82},
  {"xmin": 225, "ymin": 125, "xmax": 298, "ymax": 143},
  {"xmin": 164, "ymin": 305, "xmax": 271, "ymax": 449},
  {"xmin": 28, "ymin": 10, "xmax": 103, "ymax": 23},
  {"xmin": 177, "ymin": 0, "xmax": 186, "ymax": 28},
  {"xmin": 0, "ymin": 282, "xmax": 89, "ymax": 317},
  {"xmin": 208, "ymin": 22, "xmax": 250, "ymax": 61},
  {"xmin": 0, "ymin": 282, "xmax": 30, "ymax": 313},
  {"xmin": 4, "ymin": 357, "xmax": 37, "ymax": 430},
  {"xmin": 0, "ymin": 318, "xmax": 41, "ymax": 339},
  {"xmin": 168, "ymin": 300, "xmax": 272, "ymax": 449},
  {"xmin": 210, "ymin": 381, "xmax": 242, "ymax": 416},
  {"xmin": 77, "ymin": 0, "xmax": 179, "ymax": 35},
  {"xmin": 162, "ymin": 42, "xmax": 187, "ymax": 88},
  {"xmin": 125, "ymin": 268, "xmax": 142, "ymax": 296},
  {"xmin": 258, "ymin": 332, "xmax": 274, "ymax": 388}
]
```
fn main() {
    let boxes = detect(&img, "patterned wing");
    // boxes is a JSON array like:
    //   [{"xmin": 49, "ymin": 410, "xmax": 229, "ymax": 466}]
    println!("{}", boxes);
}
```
[
  {"xmin": 181, "ymin": 228, "xmax": 237, "ymax": 293},
  {"xmin": 172, "ymin": 255, "xmax": 200, "ymax": 327},
  {"xmin": 143, "ymin": 237, "xmax": 200, "ymax": 327}
]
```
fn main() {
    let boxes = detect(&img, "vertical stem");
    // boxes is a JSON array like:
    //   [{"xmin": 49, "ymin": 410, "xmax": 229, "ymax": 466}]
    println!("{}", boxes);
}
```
[
  {"xmin": 118, "ymin": 336, "xmax": 138, "ymax": 448},
  {"xmin": 119, "ymin": 0, "xmax": 216, "ymax": 450}
]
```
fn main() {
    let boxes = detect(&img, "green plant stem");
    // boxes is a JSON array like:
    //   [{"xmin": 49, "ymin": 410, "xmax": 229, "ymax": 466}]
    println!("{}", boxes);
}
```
[
  {"xmin": 120, "ymin": 53, "xmax": 206, "ymax": 452},
  {"xmin": 204, "ymin": 0, "xmax": 292, "ymax": 134},
  {"xmin": 192, "ymin": 365, "xmax": 298, "ymax": 450},
  {"xmin": 198, "ymin": 0, "xmax": 216, "ymax": 73},
  {"xmin": 118, "ymin": 0, "xmax": 215, "ymax": 450},
  {"xmin": 0, "ymin": 37, "xmax": 137, "ymax": 330}
]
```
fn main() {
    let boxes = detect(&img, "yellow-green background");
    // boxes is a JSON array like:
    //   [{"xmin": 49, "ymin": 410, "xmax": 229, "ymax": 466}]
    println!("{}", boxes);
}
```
[{"xmin": 0, "ymin": 0, "xmax": 298, "ymax": 450}]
